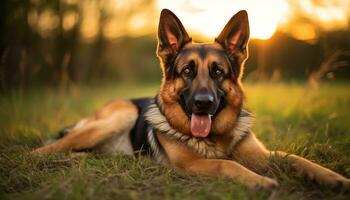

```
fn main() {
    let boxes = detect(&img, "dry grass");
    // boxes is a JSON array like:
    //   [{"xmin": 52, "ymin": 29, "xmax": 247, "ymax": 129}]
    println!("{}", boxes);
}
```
[{"xmin": 1, "ymin": 82, "xmax": 350, "ymax": 199}]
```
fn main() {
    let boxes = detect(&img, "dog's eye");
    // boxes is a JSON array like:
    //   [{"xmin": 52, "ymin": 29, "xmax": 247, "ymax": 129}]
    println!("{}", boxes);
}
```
[
  {"xmin": 182, "ymin": 61, "xmax": 195, "ymax": 77},
  {"xmin": 212, "ymin": 62, "xmax": 224, "ymax": 78},
  {"xmin": 182, "ymin": 67, "xmax": 192, "ymax": 76},
  {"xmin": 215, "ymin": 69, "xmax": 223, "ymax": 76}
]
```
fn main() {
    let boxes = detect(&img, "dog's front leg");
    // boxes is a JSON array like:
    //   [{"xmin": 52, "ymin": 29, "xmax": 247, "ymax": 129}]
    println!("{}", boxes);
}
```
[
  {"xmin": 157, "ymin": 134, "xmax": 278, "ymax": 190},
  {"xmin": 271, "ymin": 151, "xmax": 350, "ymax": 190},
  {"xmin": 233, "ymin": 133, "xmax": 350, "ymax": 190},
  {"xmin": 179, "ymin": 158, "xmax": 279, "ymax": 190}
]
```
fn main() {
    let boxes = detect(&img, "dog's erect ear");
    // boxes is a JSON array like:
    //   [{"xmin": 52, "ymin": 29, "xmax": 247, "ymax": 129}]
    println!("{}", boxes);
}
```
[
  {"xmin": 157, "ymin": 9, "xmax": 191, "ymax": 72},
  {"xmin": 215, "ymin": 10, "xmax": 250, "ymax": 57}
]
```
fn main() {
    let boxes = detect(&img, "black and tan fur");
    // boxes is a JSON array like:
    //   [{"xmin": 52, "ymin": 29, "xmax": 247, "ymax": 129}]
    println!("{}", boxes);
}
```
[{"xmin": 33, "ymin": 9, "xmax": 350, "ymax": 190}]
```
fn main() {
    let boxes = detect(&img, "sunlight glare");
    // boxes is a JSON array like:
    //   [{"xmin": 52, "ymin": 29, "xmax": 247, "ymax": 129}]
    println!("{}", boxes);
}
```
[
  {"xmin": 156, "ymin": 0, "xmax": 289, "ymax": 40},
  {"xmin": 80, "ymin": 1, "xmax": 99, "ymax": 41},
  {"xmin": 299, "ymin": 0, "xmax": 349, "ymax": 31},
  {"xmin": 289, "ymin": 23, "xmax": 317, "ymax": 41}
]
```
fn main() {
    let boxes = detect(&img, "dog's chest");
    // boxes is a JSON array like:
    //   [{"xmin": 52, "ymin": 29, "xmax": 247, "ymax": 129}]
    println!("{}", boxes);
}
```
[
  {"xmin": 145, "ymin": 103, "xmax": 254, "ymax": 160},
  {"xmin": 179, "ymin": 135, "xmax": 228, "ymax": 159},
  {"xmin": 157, "ymin": 129, "xmax": 250, "ymax": 159}
]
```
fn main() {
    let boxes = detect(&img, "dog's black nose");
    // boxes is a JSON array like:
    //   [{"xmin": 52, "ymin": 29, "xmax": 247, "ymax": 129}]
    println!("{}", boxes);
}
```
[{"xmin": 194, "ymin": 93, "xmax": 214, "ymax": 110}]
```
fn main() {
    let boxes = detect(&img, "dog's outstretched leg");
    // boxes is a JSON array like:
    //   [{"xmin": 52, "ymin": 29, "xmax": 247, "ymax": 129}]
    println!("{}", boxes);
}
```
[
  {"xmin": 32, "ymin": 100, "xmax": 138, "ymax": 154},
  {"xmin": 157, "ymin": 134, "xmax": 279, "ymax": 190},
  {"xmin": 270, "ymin": 151, "xmax": 350, "ymax": 190},
  {"xmin": 233, "ymin": 133, "xmax": 350, "ymax": 191}
]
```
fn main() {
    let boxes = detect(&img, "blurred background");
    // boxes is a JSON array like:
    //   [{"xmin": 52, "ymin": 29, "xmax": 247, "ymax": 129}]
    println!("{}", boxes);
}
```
[
  {"xmin": 1, "ymin": 3, "xmax": 350, "ymax": 197},
  {"xmin": 0, "ymin": 0, "xmax": 350, "ymax": 91}
]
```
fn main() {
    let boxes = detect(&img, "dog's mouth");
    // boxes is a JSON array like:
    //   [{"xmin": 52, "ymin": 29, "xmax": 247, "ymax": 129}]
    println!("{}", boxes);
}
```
[
  {"xmin": 190, "ymin": 114, "xmax": 212, "ymax": 137},
  {"xmin": 180, "ymin": 93, "xmax": 226, "ymax": 138}
]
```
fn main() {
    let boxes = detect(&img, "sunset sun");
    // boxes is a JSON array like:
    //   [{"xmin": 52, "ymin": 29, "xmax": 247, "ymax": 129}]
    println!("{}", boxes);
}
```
[{"xmin": 156, "ymin": 0, "xmax": 289, "ymax": 40}]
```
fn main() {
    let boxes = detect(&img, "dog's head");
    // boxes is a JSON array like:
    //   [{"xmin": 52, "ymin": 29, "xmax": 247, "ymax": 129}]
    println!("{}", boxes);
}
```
[{"xmin": 157, "ymin": 9, "xmax": 249, "ymax": 137}]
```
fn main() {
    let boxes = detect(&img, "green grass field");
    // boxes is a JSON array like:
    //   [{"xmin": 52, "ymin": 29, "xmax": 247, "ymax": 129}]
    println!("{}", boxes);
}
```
[{"xmin": 1, "ymin": 82, "xmax": 350, "ymax": 199}]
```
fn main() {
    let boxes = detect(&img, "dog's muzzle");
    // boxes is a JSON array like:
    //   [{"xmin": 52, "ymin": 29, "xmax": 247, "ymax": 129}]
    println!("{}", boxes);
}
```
[{"xmin": 180, "ymin": 88, "xmax": 223, "ymax": 138}]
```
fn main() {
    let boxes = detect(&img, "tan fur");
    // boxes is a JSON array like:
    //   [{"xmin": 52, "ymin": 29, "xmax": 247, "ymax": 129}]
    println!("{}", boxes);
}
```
[
  {"xmin": 157, "ymin": 133, "xmax": 278, "ymax": 190},
  {"xmin": 32, "ymin": 100, "xmax": 138, "ymax": 154},
  {"xmin": 231, "ymin": 134, "xmax": 350, "ymax": 188},
  {"xmin": 212, "ymin": 80, "xmax": 244, "ymax": 135},
  {"xmin": 159, "ymin": 79, "xmax": 191, "ymax": 135}
]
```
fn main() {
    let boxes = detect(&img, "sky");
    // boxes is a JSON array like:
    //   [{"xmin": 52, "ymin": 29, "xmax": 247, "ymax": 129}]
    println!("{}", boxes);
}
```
[
  {"xmin": 155, "ymin": 0, "xmax": 350, "ymax": 40},
  {"xmin": 28, "ymin": 0, "xmax": 350, "ymax": 42}
]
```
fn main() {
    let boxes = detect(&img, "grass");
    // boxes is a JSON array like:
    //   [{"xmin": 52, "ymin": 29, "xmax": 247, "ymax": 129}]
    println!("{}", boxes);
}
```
[{"xmin": 1, "ymin": 82, "xmax": 350, "ymax": 199}]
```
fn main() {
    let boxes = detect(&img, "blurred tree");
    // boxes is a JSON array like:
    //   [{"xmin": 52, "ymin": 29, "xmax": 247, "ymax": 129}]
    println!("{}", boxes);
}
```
[
  {"xmin": 0, "ymin": 0, "xmax": 349, "ymax": 92},
  {"xmin": 245, "ymin": 0, "xmax": 350, "ymax": 82},
  {"xmin": 0, "ymin": 0, "xmax": 158, "ymax": 91}
]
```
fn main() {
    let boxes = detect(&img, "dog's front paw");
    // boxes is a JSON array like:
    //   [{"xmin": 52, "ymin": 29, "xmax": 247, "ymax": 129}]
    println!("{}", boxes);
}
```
[
  {"xmin": 258, "ymin": 177, "xmax": 279, "ymax": 191},
  {"xmin": 321, "ymin": 176, "xmax": 350, "ymax": 191},
  {"xmin": 308, "ymin": 167, "xmax": 350, "ymax": 191}
]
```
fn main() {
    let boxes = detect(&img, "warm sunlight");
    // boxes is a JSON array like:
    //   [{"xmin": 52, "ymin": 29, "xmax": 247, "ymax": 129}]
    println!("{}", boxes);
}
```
[
  {"xmin": 298, "ymin": 0, "xmax": 349, "ymax": 30},
  {"xmin": 30, "ymin": 0, "xmax": 350, "ymax": 42},
  {"xmin": 156, "ymin": 0, "xmax": 289, "ymax": 40}
]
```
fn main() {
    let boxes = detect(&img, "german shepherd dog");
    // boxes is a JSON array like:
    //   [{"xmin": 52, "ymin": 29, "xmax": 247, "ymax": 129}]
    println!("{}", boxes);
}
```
[{"xmin": 33, "ymin": 9, "xmax": 350, "ymax": 190}]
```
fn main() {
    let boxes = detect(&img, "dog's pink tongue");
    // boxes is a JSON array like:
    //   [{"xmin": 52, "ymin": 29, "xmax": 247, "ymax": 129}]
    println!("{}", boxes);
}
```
[{"xmin": 191, "ymin": 114, "xmax": 211, "ymax": 137}]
